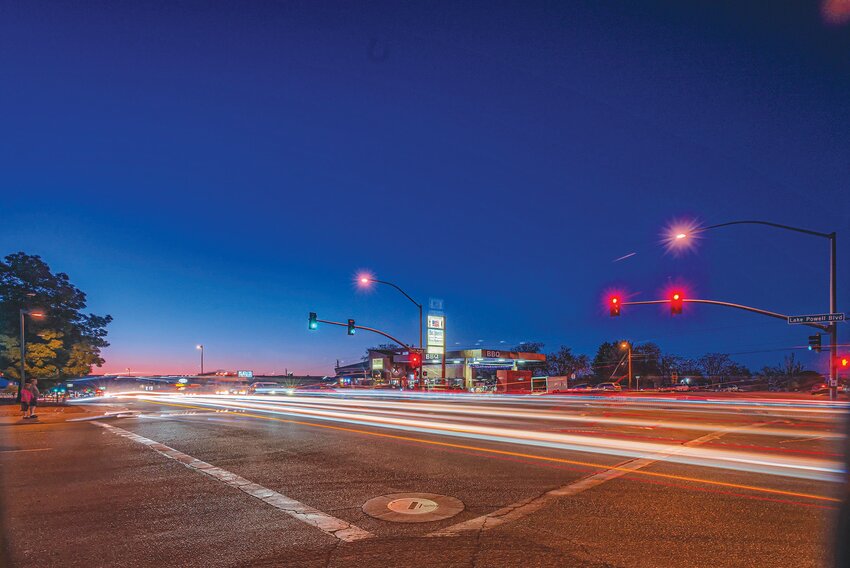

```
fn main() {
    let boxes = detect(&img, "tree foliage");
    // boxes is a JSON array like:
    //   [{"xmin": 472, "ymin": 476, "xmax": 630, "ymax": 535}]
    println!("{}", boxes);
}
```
[
  {"xmin": 758, "ymin": 354, "xmax": 808, "ymax": 390},
  {"xmin": 513, "ymin": 341, "xmax": 544, "ymax": 354},
  {"xmin": 362, "ymin": 343, "xmax": 402, "ymax": 360},
  {"xmin": 0, "ymin": 253, "xmax": 112, "ymax": 381},
  {"xmin": 696, "ymin": 353, "xmax": 750, "ymax": 384},
  {"xmin": 592, "ymin": 341, "xmax": 627, "ymax": 381},
  {"xmin": 546, "ymin": 346, "xmax": 589, "ymax": 377}
]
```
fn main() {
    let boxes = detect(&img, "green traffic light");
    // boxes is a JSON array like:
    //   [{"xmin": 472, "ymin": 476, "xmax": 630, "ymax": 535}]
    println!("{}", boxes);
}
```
[{"xmin": 308, "ymin": 312, "xmax": 318, "ymax": 330}]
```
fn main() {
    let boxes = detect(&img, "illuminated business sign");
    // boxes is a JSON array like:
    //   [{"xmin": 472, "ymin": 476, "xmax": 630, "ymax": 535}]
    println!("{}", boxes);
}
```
[
  {"xmin": 426, "ymin": 300, "xmax": 445, "ymax": 364},
  {"xmin": 237, "ymin": 370, "xmax": 254, "ymax": 379},
  {"xmin": 427, "ymin": 328, "xmax": 445, "ymax": 346},
  {"xmin": 371, "ymin": 358, "xmax": 384, "ymax": 371}
]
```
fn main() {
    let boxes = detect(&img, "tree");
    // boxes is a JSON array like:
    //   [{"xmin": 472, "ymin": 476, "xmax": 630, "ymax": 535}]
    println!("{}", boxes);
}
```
[
  {"xmin": 758, "ymin": 353, "xmax": 807, "ymax": 391},
  {"xmin": 697, "ymin": 353, "xmax": 750, "ymax": 385},
  {"xmin": 632, "ymin": 342, "xmax": 662, "ymax": 379},
  {"xmin": 0, "ymin": 253, "xmax": 112, "ymax": 383},
  {"xmin": 362, "ymin": 343, "xmax": 401, "ymax": 360},
  {"xmin": 592, "ymin": 341, "xmax": 626, "ymax": 382},
  {"xmin": 659, "ymin": 354, "xmax": 683, "ymax": 382},
  {"xmin": 546, "ymin": 346, "xmax": 589, "ymax": 378},
  {"xmin": 513, "ymin": 342, "xmax": 544, "ymax": 354}
]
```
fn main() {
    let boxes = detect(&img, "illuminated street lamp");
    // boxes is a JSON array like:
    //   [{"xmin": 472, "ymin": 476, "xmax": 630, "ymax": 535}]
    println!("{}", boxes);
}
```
[
  {"xmin": 358, "ymin": 274, "xmax": 423, "ymax": 389},
  {"xmin": 17, "ymin": 308, "xmax": 45, "ymax": 401},
  {"xmin": 665, "ymin": 218, "xmax": 839, "ymax": 399},
  {"xmin": 196, "ymin": 344, "xmax": 204, "ymax": 376},
  {"xmin": 620, "ymin": 341, "xmax": 633, "ymax": 390}
]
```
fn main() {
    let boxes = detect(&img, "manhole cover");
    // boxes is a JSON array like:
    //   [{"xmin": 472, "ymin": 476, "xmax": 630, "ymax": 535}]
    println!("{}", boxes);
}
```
[
  {"xmin": 362, "ymin": 493, "xmax": 464, "ymax": 523},
  {"xmin": 387, "ymin": 497, "xmax": 439, "ymax": 514}
]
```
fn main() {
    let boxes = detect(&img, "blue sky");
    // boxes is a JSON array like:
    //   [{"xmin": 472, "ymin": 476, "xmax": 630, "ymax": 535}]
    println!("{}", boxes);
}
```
[{"xmin": 2, "ymin": 1, "xmax": 848, "ymax": 375}]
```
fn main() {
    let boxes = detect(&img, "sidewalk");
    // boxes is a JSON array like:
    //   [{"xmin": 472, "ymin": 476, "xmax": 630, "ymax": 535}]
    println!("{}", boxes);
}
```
[{"xmin": 0, "ymin": 401, "xmax": 121, "ymax": 425}]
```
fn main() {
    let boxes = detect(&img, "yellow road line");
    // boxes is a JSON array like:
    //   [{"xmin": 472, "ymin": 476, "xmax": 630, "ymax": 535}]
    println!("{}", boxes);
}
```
[{"xmin": 140, "ymin": 399, "xmax": 841, "ymax": 503}]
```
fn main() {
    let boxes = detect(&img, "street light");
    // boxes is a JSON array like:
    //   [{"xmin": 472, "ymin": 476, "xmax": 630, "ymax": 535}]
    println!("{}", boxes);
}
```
[
  {"xmin": 17, "ymin": 309, "xmax": 45, "ymax": 401},
  {"xmin": 196, "ymin": 344, "xmax": 204, "ymax": 376},
  {"xmin": 358, "ymin": 274, "xmax": 424, "ymax": 389},
  {"xmin": 620, "ymin": 341, "xmax": 633, "ymax": 390},
  {"xmin": 666, "ymin": 219, "xmax": 839, "ymax": 399}
]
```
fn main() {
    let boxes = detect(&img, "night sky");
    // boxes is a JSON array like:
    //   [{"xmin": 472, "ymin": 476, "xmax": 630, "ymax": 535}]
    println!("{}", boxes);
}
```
[{"xmin": 2, "ymin": 1, "xmax": 848, "ymax": 376}]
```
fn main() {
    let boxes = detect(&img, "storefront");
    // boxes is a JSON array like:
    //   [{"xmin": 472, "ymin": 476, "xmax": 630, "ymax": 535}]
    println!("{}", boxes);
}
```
[
  {"xmin": 423, "ymin": 349, "xmax": 547, "ymax": 391},
  {"xmin": 337, "ymin": 348, "xmax": 546, "ymax": 391}
]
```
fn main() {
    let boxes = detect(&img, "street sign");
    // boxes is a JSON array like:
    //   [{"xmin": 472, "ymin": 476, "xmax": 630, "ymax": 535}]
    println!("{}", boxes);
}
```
[{"xmin": 787, "ymin": 313, "xmax": 845, "ymax": 325}]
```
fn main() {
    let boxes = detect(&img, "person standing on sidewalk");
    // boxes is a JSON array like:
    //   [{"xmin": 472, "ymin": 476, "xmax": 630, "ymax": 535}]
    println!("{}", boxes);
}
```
[
  {"xmin": 25, "ymin": 378, "xmax": 39, "ymax": 419},
  {"xmin": 19, "ymin": 380, "xmax": 33, "ymax": 419}
]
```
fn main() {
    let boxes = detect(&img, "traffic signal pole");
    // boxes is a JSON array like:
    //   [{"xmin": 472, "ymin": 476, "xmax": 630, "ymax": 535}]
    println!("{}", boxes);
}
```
[
  {"xmin": 687, "ymin": 221, "xmax": 840, "ymax": 399},
  {"xmin": 829, "ymin": 232, "xmax": 838, "ymax": 401}
]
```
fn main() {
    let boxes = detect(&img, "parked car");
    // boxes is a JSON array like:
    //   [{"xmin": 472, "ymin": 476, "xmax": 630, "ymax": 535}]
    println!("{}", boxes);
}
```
[
  {"xmin": 570, "ymin": 383, "xmax": 592, "ymax": 391},
  {"xmin": 596, "ymin": 382, "xmax": 622, "ymax": 392},
  {"xmin": 811, "ymin": 383, "xmax": 829, "ymax": 395}
]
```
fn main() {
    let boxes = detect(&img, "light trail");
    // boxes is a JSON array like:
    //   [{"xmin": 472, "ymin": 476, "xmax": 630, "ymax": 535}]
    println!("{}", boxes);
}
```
[
  {"xmin": 96, "ymin": 392, "xmax": 846, "ymax": 484},
  {"xmin": 160, "ymin": 394, "xmax": 843, "ymax": 439},
  {"xmin": 115, "ymin": 397, "xmax": 842, "ymax": 504}
]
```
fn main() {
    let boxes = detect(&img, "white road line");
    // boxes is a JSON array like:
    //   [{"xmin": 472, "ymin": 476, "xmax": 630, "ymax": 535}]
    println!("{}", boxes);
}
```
[
  {"xmin": 428, "ymin": 423, "xmax": 771, "ymax": 537},
  {"xmin": 93, "ymin": 422, "xmax": 373, "ymax": 542}
]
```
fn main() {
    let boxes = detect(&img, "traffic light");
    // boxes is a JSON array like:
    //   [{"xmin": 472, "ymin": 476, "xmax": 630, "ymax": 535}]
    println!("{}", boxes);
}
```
[
  {"xmin": 670, "ymin": 292, "xmax": 683, "ymax": 315},
  {"xmin": 609, "ymin": 296, "xmax": 621, "ymax": 317},
  {"xmin": 410, "ymin": 351, "xmax": 421, "ymax": 367},
  {"xmin": 808, "ymin": 334, "xmax": 822, "ymax": 352},
  {"xmin": 842, "ymin": 357, "xmax": 848, "ymax": 368},
  {"xmin": 347, "ymin": 319, "xmax": 356, "ymax": 335},
  {"xmin": 308, "ymin": 312, "xmax": 318, "ymax": 330}
]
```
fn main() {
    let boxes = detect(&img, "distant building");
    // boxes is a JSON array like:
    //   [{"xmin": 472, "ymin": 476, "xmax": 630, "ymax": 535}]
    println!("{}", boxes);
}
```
[{"xmin": 336, "ymin": 347, "xmax": 546, "ymax": 390}]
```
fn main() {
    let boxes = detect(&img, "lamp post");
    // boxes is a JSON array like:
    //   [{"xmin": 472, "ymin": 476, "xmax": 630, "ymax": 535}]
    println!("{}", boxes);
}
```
[
  {"xmin": 620, "ymin": 341, "xmax": 633, "ymax": 391},
  {"xmin": 670, "ymin": 220, "xmax": 839, "ymax": 400},
  {"xmin": 17, "ymin": 309, "xmax": 45, "ymax": 401},
  {"xmin": 359, "ymin": 275, "xmax": 424, "ymax": 389},
  {"xmin": 196, "ymin": 344, "xmax": 204, "ymax": 376}
]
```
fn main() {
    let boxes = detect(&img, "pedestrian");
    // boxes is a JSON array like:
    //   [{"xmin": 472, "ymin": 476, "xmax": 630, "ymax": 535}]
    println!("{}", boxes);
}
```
[
  {"xmin": 26, "ymin": 378, "xmax": 39, "ymax": 419},
  {"xmin": 20, "ymin": 380, "xmax": 33, "ymax": 419}
]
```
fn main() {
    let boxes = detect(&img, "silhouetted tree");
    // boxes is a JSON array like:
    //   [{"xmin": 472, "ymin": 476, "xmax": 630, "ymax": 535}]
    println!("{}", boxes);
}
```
[
  {"xmin": 0, "ymin": 253, "xmax": 112, "ymax": 382},
  {"xmin": 546, "ymin": 346, "xmax": 590, "ymax": 378}
]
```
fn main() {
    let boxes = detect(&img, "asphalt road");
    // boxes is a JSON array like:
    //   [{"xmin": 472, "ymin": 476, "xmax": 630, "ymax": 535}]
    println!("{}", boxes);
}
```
[{"xmin": 1, "ymin": 392, "xmax": 846, "ymax": 568}]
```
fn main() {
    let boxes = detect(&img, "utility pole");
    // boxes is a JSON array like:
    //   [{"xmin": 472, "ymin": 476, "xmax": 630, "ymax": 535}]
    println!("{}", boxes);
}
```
[
  {"xmin": 18, "ymin": 310, "xmax": 26, "ymax": 402},
  {"xmin": 620, "ymin": 341, "xmax": 632, "ymax": 390},
  {"xmin": 196, "ymin": 344, "xmax": 204, "ymax": 376}
]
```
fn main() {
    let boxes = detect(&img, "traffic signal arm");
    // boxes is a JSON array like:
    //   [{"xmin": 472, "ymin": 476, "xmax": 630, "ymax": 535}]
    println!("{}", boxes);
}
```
[
  {"xmin": 308, "ymin": 315, "xmax": 411, "ymax": 350},
  {"xmin": 617, "ymin": 298, "xmax": 831, "ymax": 332}
]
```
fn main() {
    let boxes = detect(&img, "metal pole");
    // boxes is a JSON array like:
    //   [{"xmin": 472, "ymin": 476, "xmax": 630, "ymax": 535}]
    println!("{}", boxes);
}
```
[
  {"xmin": 200, "ymin": 347, "xmax": 204, "ymax": 376},
  {"xmin": 419, "ymin": 303, "xmax": 424, "ymax": 391},
  {"xmin": 17, "ymin": 310, "xmax": 25, "ymax": 402},
  {"xmin": 830, "ymin": 232, "xmax": 838, "ymax": 401},
  {"xmin": 627, "ymin": 345, "xmax": 633, "ymax": 391}
]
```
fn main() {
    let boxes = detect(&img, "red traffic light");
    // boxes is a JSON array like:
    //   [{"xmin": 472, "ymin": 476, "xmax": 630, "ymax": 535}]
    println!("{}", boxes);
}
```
[
  {"xmin": 670, "ymin": 292, "xmax": 683, "ymax": 315},
  {"xmin": 410, "ymin": 351, "xmax": 422, "ymax": 367},
  {"xmin": 609, "ymin": 296, "xmax": 621, "ymax": 317}
]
